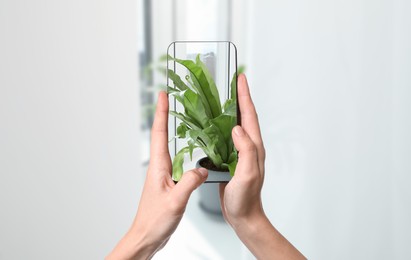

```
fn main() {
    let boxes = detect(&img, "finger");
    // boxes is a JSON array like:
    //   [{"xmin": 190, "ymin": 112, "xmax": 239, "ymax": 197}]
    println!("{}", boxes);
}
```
[
  {"xmin": 150, "ymin": 91, "xmax": 170, "ymax": 165},
  {"xmin": 237, "ymin": 74, "xmax": 266, "ymax": 170},
  {"xmin": 232, "ymin": 126, "xmax": 259, "ymax": 179},
  {"xmin": 219, "ymin": 183, "xmax": 228, "ymax": 220},
  {"xmin": 171, "ymin": 168, "xmax": 208, "ymax": 206}
]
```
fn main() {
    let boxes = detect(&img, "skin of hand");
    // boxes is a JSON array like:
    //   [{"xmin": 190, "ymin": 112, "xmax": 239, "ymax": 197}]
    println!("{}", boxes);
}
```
[
  {"xmin": 106, "ymin": 91, "xmax": 208, "ymax": 260},
  {"xmin": 219, "ymin": 74, "xmax": 306, "ymax": 259}
]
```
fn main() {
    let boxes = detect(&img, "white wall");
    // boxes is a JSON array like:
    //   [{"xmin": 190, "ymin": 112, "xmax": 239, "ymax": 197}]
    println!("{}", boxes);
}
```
[
  {"xmin": 245, "ymin": 0, "xmax": 411, "ymax": 259},
  {"xmin": 1, "ymin": 0, "xmax": 410, "ymax": 259},
  {"xmin": 0, "ymin": 1, "xmax": 140, "ymax": 259}
]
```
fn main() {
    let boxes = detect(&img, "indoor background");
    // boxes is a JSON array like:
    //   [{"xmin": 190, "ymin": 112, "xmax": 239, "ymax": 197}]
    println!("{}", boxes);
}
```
[{"xmin": 0, "ymin": 0, "xmax": 410, "ymax": 259}]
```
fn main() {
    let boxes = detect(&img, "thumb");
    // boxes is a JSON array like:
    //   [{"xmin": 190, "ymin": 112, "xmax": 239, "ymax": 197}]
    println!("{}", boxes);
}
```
[
  {"xmin": 171, "ymin": 168, "xmax": 208, "ymax": 205},
  {"xmin": 232, "ymin": 125, "xmax": 259, "ymax": 177}
]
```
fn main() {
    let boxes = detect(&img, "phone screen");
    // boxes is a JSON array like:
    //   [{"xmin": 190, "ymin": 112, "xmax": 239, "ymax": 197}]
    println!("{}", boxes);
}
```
[{"xmin": 167, "ymin": 41, "xmax": 238, "ymax": 183}]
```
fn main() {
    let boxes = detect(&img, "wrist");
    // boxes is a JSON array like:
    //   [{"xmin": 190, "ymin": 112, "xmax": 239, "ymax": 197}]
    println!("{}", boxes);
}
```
[
  {"xmin": 230, "ymin": 207, "xmax": 268, "ymax": 233},
  {"xmin": 230, "ymin": 212, "xmax": 305, "ymax": 259},
  {"xmin": 107, "ymin": 229, "xmax": 158, "ymax": 260},
  {"xmin": 231, "ymin": 211, "xmax": 271, "ymax": 237}
]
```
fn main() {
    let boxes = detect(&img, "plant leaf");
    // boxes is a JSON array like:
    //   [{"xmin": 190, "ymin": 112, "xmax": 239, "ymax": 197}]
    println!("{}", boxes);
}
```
[
  {"xmin": 187, "ymin": 129, "xmax": 203, "ymax": 145},
  {"xmin": 188, "ymin": 126, "xmax": 224, "ymax": 167},
  {"xmin": 188, "ymin": 140, "xmax": 198, "ymax": 161},
  {"xmin": 222, "ymin": 159, "xmax": 237, "ymax": 176},
  {"xmin": 210, "ymin": 114, "xmax": 236, "ymax": 160},
  {"xmin": 169, "ymin": 110, "xmax": 200, "ymax": 130},
  {"xmin": 167, "ymin": 54, "xmax": 241, "ymax": 175},
  {"xmin": 203, "ymin": 124, "xmax": 227, "ymax": 164},
  {"xmin": 182, "ymin": 89, "xmax": 209, "ymax": 129},
  {"xmin": 202, "ymin": 139, "xmax": 224, "ymax": 167},
  {"xmin": 222, "ymin": 98, "xmax": 236, "ymax": 116},
  {"xmin": 230, "ymin": 71, "xmax": 237, "ymax": 101},
  {"xmin": 229, "ymin": 66, "xmax": 244, "ymax": 101},
  {"xmin": 177, "ymin": 123, "xmax": 188, "ymax": 138},
  {"xmin": 169, "ymin": 55, "xmax": 221, "ymax": 118},
  {"xmin": 169, "ymin": 86, "xmax": 209, "ymax": 129},
  {"xmin": 227, "ymin": 150, "xmax": 238, "ymax": 164},
  {"xmin": 168, "ymin": 69, "xmax": 188, "ymax": 91},
  {"xmin": 172, "ymin": 146, "xmax": 189, "ymax": 181},
  {"xmin": 168, "ymin": 88, "xmax": 185, "ymax": 104},
  {"xmin": 167, "ymin": 85, "xmax": 180, "ymax": 94},
  {"xmin": 196, "ymin": 55, "xmax": 221, "ymax": 109}
]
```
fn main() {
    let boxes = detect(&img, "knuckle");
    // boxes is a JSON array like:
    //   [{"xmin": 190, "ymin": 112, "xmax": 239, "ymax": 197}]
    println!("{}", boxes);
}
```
[
  {"xmin": 238, "ymin": 173, "xmax": 258, "ymax": 186},
  {"xmin": 243, "ymin": 141, "xmax": 257, "ymax": 154},
  {"xmin": 166, "ymin": 195, "xmax": 185, "ymax": 213},
  {"xmin": 259, "ymin": 145, "xmax": 266, "ymax": 161},
  {"xmin": 185, "ymin": 170, "xmax": 203, "ymax": 184}
]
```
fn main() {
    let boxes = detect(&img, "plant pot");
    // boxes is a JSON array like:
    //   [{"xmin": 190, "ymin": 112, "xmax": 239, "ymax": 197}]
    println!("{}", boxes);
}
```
[{"xmin": 196, "ymin": 157, "xmax": 230, "ymax": 215}]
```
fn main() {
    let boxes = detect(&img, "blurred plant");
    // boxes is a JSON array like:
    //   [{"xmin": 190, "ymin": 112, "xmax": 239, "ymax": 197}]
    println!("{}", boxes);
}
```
[
  {"xmin": 140, "ymin": 55, "xmax": 168, "ymax": 130},
  {"xmin": 167, "ymin": 54, "xmax": 244, "ymax": 181}
]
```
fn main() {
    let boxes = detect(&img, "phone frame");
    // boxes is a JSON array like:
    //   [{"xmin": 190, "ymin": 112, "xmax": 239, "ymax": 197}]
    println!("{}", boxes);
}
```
[{"xmin": 166, "ymin": 41, "xmax": 239, "ymax": 183}]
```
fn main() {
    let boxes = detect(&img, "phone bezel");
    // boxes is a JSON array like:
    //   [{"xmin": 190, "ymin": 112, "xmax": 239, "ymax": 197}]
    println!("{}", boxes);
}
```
[{"xmin": 166, "ymin": 41, "xmax": 239, "ymax": 183}]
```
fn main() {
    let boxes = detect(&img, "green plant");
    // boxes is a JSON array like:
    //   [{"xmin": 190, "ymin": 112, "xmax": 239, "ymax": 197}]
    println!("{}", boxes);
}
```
[{"xmin": 167, "ymin": 54, "xmax": 240, "ymax": 181}]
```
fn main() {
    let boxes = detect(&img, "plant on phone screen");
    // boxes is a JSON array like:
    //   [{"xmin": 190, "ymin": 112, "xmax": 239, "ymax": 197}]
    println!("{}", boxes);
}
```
[{"xmin": 167, "ymin": 54, "xmax": 241, "ymax": 181}]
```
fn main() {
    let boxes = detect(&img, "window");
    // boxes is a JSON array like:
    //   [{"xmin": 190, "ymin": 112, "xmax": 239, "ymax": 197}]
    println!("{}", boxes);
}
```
[{"xmin": 139, "ymin": 0, "xmax": 246, "ymax": 165}]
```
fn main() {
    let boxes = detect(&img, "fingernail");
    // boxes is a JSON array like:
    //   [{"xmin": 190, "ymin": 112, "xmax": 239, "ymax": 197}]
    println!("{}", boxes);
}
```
[
  {"xmin": 160, "ymin": 90, "xmax": 169, "ymax": 97},
  {"xmin": 198, "ymin": 168, "xmax": 208, "ymax": 177},
  {"xmin": 234, "ymin": 126, "xmax": 244, "ymax": 136}
]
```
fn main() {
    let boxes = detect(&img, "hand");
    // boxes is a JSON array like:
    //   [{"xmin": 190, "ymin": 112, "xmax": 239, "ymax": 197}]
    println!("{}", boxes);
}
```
[
  {"xmin": 219, "ymin": 74, "xmax": 266, "ymax": 227},
  {"xmin": 220, "ymin": 74, "xmax": 305, "ymax": 259},
  {"xmin": 107, "ymin": 91, "xmax": 208, "ymax": 260}
]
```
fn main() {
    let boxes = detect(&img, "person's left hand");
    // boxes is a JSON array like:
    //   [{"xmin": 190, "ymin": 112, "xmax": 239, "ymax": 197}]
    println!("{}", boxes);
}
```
[{"xmin": 107, "ymin": 91, "xmax": 208, "ymax": 260}]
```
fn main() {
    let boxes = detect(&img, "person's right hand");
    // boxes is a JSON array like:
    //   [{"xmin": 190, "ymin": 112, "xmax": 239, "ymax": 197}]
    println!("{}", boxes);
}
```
[
  {"xmin": 220, "ymin": 74, "xmax": 305, "ymax": 259},
  {"xmin": 219, "ymin": 74, "xmax": 266, "ymax": 229}
]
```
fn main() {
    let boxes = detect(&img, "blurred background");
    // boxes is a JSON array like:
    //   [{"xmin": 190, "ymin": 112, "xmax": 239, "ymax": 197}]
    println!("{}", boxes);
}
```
[{"xmin": 1, "ymin": 0, "xmax": 410, "ymax": 259}]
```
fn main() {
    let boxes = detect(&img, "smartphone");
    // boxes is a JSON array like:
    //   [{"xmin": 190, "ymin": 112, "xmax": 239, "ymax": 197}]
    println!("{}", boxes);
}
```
[{"xmin": 167, "ymin": 41, "xmax": 239, "ymax": 183}]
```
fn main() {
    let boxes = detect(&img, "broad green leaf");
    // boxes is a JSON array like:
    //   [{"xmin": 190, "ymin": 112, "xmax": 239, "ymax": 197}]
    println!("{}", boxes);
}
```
[
  {"xmin": 238, "ymin": 65, "xmax": 246, "ymax": 74},
  {"xmin": 169, "ymin": 87, "xmax": 209, "ymax": 129},
  {"xmin": 229, "ymin": 66, "xmax": 244, "ymax": 101},
  {"xmin": 187, "ymin": 129, "xmax": 204, "ymax": 146},
  {"xmin": 222, "ymin": 159, "xmax": 237, "ymax": 176},
  {"xmin": 230, "ymin": 72, "xmax": 237, "ymax": 101},
  {"xmin": 202, "ymin": 138, "xmax": 223, "ymax": 167},
  {"xmin": 167, "ymin": 85, "xmax": 180, "ymax": 94},
  {"xmin": 222, "ymin": 99, "xmax": 236, "ymax": 116},
  {"xmin": 210, "ymin": 114, "xmax": 236, "ymax": 160},
  {"xmin": 222, "ymin": 150, "xmax": 238, "ymax": 176},
  {"xmin": 196, "ymin": 55, "xmax": 221, "ymax": 109},
  {"xmin": 169, "ymin": 55, "xmax": 221, "ymax": 119},
  {"xmin": 172, "ymin": 146, "xmax": 189, "ymax": 181},
  {"xmin": 177, "ymin": 123, "xmax": 188, "ymax": 138},
  {"xmin": 188, "ymin": 140, "xmax": 198, "ymax": 161},
  {"xmin": 203, "ymin": 124, "xmax": 228, "ymax": 163},
  {"xmin": 227, "ymin": 150, "xmax": 238, "ymax": 165},
  {"xmin": 185, "ymin": 74, "xmax": 197, "ymax": 91},
  {"xmin": 182, "ymin": 89, "xmax": 209, "ymax": 128},
  {"xmin": 189, "ymin": 126, "xmax": 224, "ymax": 167},
  {"xmin": 169, "ymin": 111, "xmax": 201, "ymax": 130},
  {"xmin": 159, "ymin": 54, "xmax": 168, "ymax": 62},
  {"xmin": 168, "ymin": 88, "xmax": 185, "ymax": 104},
  {"xmin": 168, "ymin": 69, "xmax": 188, "ymax": 91}
]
